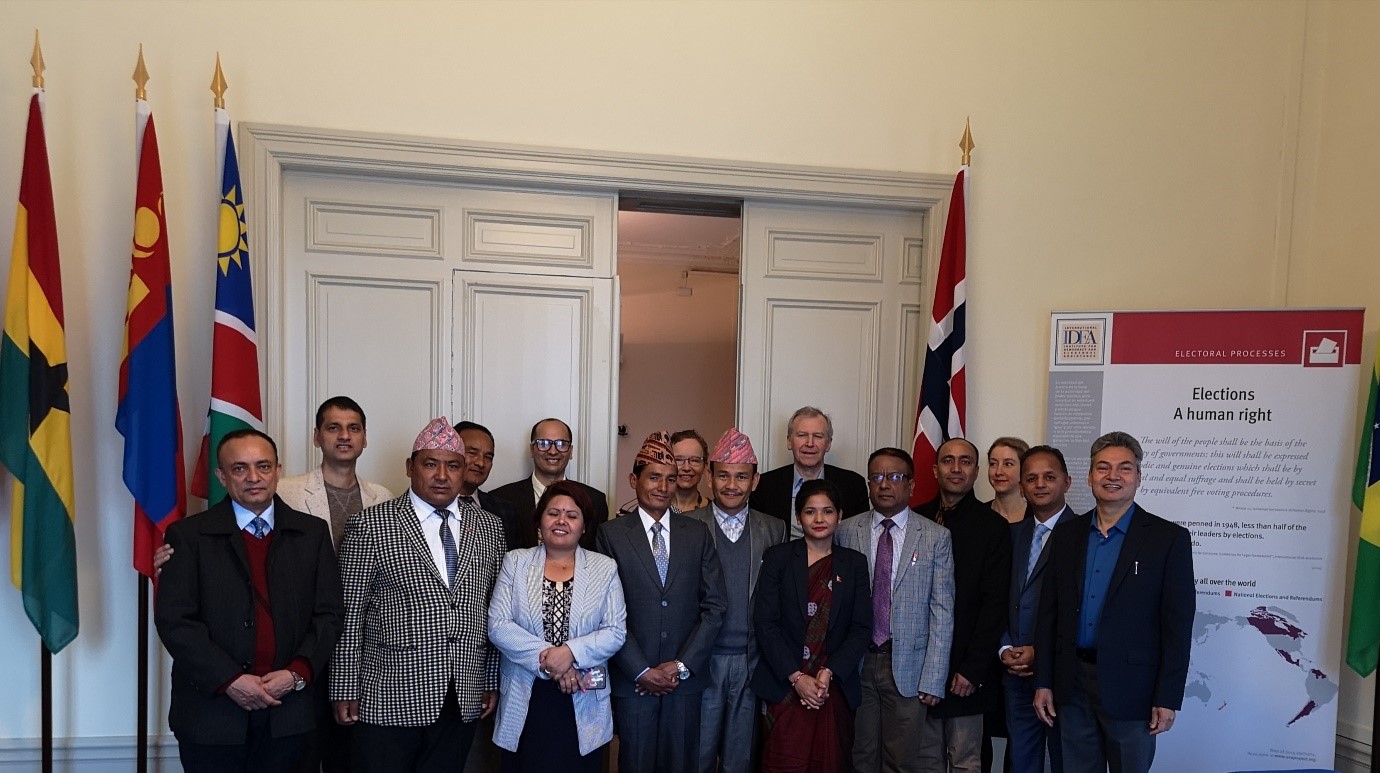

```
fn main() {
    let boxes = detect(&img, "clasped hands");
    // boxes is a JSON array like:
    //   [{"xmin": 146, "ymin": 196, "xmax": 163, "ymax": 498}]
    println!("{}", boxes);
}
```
[
  {"xmin": 634, "ymin": 661, "xmax": 683, "ymax": 697},
  {"xmin": 1000, "ymin": 645, "xmax": 1034, "ymax": 677},
  {"xmin": 226, "ymin": 670, "xmax": 296, "ymax": 711},
  {"xmin": 539, "ymin": 644, "xmax": 583, "ymax": 695},
  {"xmin": 791, "ymin": 668, "xmax": 831, "ymax": 709}
]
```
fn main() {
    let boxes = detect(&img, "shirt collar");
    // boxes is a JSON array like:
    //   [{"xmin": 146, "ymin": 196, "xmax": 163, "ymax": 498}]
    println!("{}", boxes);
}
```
[
  {"xmin": 410, "ymin": 488, "xmax": 457, "ymax": 522},
  {"xmin": 712, "ymin": 502, "xmax": 747, "ymax": 523},
  {"xmin": 1090, "ymin": 502, "xmax": 1136, "ymax": 535},
  {"xmin": 1035, "ymin": 504, "xmax": 1071, "ymax": 530},
  {"xmin": 793, "ymin": 465, "xmax": 824, "ymax": 489},
  {"xmin": 638, "ymin": 507, "xmax": 669, "ymax": 533},
  {"xmin": 231, "ymin": 499, "xmax": 276, "ymax": 532},
  {"xmin": 872, "ymin": 508, "xmax": 909, "ymax": 531}
]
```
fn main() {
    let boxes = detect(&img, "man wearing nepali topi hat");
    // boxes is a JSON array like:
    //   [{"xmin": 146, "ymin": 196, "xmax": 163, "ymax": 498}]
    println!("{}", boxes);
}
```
[
  {"xmin": 684, "ymin": 429, "xmax": 787, "ymax": 773},
  {"xmin": 331, "ymin": 417, "xmax": 508, "ymax": 772},
  {"xmin": 596, "ymin": 431, "xmax": 728, "ymax": 773}
]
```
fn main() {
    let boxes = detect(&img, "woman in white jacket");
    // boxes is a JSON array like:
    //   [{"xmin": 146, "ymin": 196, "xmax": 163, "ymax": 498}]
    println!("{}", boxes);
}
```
[{"xmin": 488, "ymin": 480, "xmax": 627, "ymax": 771}]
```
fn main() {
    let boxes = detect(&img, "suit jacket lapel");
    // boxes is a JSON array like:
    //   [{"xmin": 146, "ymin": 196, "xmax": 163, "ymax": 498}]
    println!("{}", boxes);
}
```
[
  {"xmin": 304, "ymin": 468, "xmax": 328, "ymax": 517},
  {"xmin": 789, "ymin": 541, "xmax": 809, "ymax": 618},
  {"xmin": 1012, "ymin": 518, "xmax": 1035, "ymax": 590},
  {"xmin": 1029, "ymin": 505, "xmax": 1073, "ymax": 586},
  {"xmin": 570, "ymin": 547, "xmax": 600, "ymax": 637},
  {"xmin": 525, "ymin": 547, "xmax": 546, "ymax": 624},
  {"xmin": 892, "ymin": 516, "xmax": 922, "ymax": 586},
  {"xmin": 1106, "ymin": 507, "xmax": 1148, "ymax": 598},
  {"xmin": 623, "ymin": 514, "xmax": 663, "ymax": 588},
  {"xmin": 664, "ymin": 516, "xmax": 689, "ymax": 590},
  {"xmin": 398, "ymin": 497, "xmax": 449, "ymax": 590}
]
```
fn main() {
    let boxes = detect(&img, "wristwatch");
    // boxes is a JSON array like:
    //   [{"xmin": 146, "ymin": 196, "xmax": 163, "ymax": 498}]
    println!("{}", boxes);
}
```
[
  {"xmin": 290, "ymin": 671, "xmax": 306, "ymax": 692},
  {"xmin": 675, "ymin": 661, "xmax": 690, "ymax": 681}
]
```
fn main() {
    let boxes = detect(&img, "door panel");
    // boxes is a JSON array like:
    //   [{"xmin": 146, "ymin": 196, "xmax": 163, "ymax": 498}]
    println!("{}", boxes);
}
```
[{"xmin": 739, "ymin": 202, "xmax": 926, "ymax": 475}]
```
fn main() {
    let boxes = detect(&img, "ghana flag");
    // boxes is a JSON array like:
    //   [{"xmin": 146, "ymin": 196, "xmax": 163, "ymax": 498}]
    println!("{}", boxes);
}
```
[{"xmin": 0, "ymin": 91, "xmax": 78, "ymax": 654}]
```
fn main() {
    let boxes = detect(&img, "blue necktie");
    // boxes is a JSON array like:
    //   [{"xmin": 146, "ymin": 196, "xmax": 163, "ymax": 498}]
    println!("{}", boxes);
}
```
[
  {"xmin": 248, "ymin": 516, "xmax": 269, "ymax": 539},
  {"xmin": 437, "ymin": 509, "xmax": 458, "ymax": 587},
  {"xmin": 1027, "ymin": 522, "xmax": 1049, "ymax": 582},
  {"xmin": 651, "ymin": 522, "xmax": 668, "ymax": 586}
]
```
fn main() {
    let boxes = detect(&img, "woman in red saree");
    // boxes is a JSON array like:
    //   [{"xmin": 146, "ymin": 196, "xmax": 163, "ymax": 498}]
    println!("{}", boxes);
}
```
[{"xmin": 752, "ymin": 479, "xmax": 873, "ymax": 772}]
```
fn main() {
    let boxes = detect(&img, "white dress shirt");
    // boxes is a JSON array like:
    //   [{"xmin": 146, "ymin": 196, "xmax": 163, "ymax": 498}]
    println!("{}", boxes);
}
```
[
  {"xmin": 638, "ymin": 507, "xmax": 672, "ymax": 554},
  {"xmin": 409, "ymin": 488, "xmax": 461, "ymax": 586}
]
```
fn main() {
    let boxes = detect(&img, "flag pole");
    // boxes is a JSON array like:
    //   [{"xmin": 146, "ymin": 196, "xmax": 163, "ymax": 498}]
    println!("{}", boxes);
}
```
[
  {"xmin": 31, "ymin": 32, "xmax": 56, "ymax": 773},
  {"xmin": 131, "ymin": 45, "xmax": 152, "ymax": 773}
]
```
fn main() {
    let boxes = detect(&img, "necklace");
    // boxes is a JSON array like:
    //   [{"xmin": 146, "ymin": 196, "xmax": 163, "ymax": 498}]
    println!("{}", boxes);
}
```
[{"xmin": 325, "ymin": 481, "xmax": 359, "ymax": 512}]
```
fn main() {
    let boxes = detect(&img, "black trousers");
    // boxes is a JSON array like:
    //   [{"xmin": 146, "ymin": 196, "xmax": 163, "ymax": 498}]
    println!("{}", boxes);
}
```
[
  {"xmin": 177, "ymin": 710, "xmax": 308, "ymax": 773},
  {"xmin": 351, "ymin": 686, "xmax": 479, "ymax": 773}
]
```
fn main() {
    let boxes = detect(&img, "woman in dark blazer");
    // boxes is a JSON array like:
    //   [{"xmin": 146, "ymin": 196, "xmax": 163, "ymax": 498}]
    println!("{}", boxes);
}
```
[{"xmin": 752, "ymin": 479, "xmax": 872, "ymax": 772}]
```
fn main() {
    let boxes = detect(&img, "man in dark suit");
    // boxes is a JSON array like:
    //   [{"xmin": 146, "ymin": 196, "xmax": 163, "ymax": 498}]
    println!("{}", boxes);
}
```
[
  {"xmin": 914, "ymin": 437, "xmax": 1011, "ymax": 772},
  {"xmin": 490, "ymin": 417, "xmax": 608, "ymax": 548},
  {"xmin": 999, "ymin": 445, "xmax": 1073, "ymax": 773},
  {"xmin": 453, "ymin": 421, "xmax": 518, "ymax": 549},
  {"xmin": 683, "ymin": 428, "xmax": 787, "ymax": 773},
  {"xmin": 331, "ymin": 418, "xmax": 507, "ymax": 772},
  {"xmin": 156, "ymin": 429, "xmax": 343, "ymax": 773},
  {"xmin": 754, "ymin": 406, "xmax": 870, "ymax": 538},
  {"xmin": 1034, "ymin": 432, "xmax": 1195, "ymax": 773},
  {"xmin": 596, "ymin": 430, "xmax": 727, "ymax": 773}
]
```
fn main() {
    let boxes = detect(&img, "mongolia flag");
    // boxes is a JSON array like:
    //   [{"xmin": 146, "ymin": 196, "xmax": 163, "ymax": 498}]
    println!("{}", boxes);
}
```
[
  {"xmin": 116, "ymin": 101, "xmax": 186, "ymax": 579},
  {"xmin": 909, "ymin": 167, "xmax": 967, "ymax": 506},
  {"xmin": 0, "ymin": 91, "xmax": 79, "ymax": 653},
  {"xmin": 190, "ymin": 107, "xmax": 263, "ymax": 505},
  {"xmin": 1347, "ymin": 345, "xmax": 1380, "ymax": 675}
]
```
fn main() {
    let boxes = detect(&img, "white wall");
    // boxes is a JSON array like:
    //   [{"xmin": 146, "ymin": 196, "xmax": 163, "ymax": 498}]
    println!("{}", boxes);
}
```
[{"xmin": 0, "ymin": 0, "xmax": 1377, "ymax": 763}]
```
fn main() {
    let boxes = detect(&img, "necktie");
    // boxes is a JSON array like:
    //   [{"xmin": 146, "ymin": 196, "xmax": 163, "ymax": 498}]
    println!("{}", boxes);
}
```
[
  {"xmin": 1027, "ymin": 522, "xmax": 1049, "ymax": 582},
  {"xmin": 651, "ymin": 522, "xmax": 669, "ymax": 586},
  {"xmin": 248, "ymin": 516, "xmax": 269, "ymax": 539},
  {"xmin": 721, "ymin": 513, "xmax": 744, "ymax": 543},
  {"xmin": 437, "ymin": 509, "xmax": 458, "ymax": 587},
  {"xmin": 872, "ymin": 518, "xmax": 895, "ymax": 646}
]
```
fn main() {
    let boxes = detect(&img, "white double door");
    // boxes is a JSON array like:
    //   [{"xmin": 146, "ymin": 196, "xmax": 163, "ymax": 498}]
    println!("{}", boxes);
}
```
[{"xmin": 277, "ymin": 172, "xmax": 924, "ymax": 497}]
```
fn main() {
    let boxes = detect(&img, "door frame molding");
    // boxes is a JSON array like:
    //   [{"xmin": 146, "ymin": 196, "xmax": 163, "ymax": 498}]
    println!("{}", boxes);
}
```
[{"xmin": 241, "ymin": 122, "xmax": 953, "ymax": 439}]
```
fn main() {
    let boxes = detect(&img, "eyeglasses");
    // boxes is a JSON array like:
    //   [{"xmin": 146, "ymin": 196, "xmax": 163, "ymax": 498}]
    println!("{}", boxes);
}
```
[
  {"xmin": 674, "ymin": 456, "xmax": 705, "ymax": 466},
  {"xmin": 531, "ymin": 439, "xmax": 572, "ymax": 452},
  {"xmin": 867, "ymin": 472, "xmax": 911, "ymax": 484}
]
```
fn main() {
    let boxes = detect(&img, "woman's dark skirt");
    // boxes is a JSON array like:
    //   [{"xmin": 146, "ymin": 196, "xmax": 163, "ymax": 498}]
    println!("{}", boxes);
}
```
[{"xmin": 501, "ymin": 677, "xmax": 603, "ymax": 773}]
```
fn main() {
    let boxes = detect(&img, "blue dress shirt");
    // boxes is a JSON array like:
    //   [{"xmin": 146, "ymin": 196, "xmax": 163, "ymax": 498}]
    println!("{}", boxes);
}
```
[{"xmin": 1076, "ymin": 504, "xmax": 1136, "ymax": 648}]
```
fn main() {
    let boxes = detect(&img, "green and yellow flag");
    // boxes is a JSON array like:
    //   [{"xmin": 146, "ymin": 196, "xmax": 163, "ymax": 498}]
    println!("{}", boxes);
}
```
[
  {"xmin": 1348, "ymin": 343, "xmax": 1380, "ymax": 676},
  {"xmin": 0, "ymin": 91, "xmax": 78, "ymax": 654}
]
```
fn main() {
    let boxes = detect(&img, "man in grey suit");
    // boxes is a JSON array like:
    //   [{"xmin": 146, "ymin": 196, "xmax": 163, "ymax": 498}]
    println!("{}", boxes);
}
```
[
  {"xmin": 684, "ymin": 428, "xmax": 787, "ymax": 773},
  {"xmin": 596, "ymin": 431, "xmax": 728, "ymax": 773},
  {"xmin": 999, "ymin": 445, "xmax": 1073, "ymax": 773},
  {"xmin": 836, "ymin": 446, "xmax": 954, "ymax": 773},
  {"xmin": 331, "ymin": 418, "xmax": 507, "ymax": 772}
]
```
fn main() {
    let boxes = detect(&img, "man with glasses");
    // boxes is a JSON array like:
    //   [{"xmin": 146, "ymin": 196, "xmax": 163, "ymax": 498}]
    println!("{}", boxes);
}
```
[
  {"xmin": 156, "ymin": 429, "xmax": 343, "ymax": 772},
  {"xmin": 684, "ymin": 428, "xmax": 787, "ymax": 773},
  {"xmin": 755, "ymin": 406, "xmax": 871, "ymax": 538},
  {"xmin": 836, "ymin": 447, "xmax": 954, "ymax": 773},
  {"xmin": 1034, "ymin": 432, "xmax": 1194, "ymax": 773},
  {"xmin": 913, "ymin": 437, "xmax": 1012, "ymax": 773},
  {"xmin": 491, "ymin": 417, "xmax": 609, "ymax": 548}
]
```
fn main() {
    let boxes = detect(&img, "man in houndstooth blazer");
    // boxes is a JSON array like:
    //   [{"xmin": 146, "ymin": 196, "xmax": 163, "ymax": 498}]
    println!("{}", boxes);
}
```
[
  {"xmin": 836, "ymin": 447, "xmax": 955, "ymax": 773},
  {"xmin": 331, "ymin": 418, "xmax": 507, "ymax": 772}
]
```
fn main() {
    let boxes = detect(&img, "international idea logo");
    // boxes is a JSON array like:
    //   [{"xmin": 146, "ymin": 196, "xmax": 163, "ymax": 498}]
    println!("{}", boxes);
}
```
[{"xmin": 1054, "ymin": 317, "xmax": 1108, "ymax": 366}]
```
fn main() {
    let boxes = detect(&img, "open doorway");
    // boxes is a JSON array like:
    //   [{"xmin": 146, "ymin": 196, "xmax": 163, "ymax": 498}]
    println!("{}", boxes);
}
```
[{"xmin": 615, "ymin": 200, "xmax": 742, "ymax": 513}]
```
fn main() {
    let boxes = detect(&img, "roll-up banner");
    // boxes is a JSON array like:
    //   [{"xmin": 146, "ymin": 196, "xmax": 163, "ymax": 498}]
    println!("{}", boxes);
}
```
[{"xmin": 1047, "ymin": 308, "xmax": 1363, "ymax": 771}]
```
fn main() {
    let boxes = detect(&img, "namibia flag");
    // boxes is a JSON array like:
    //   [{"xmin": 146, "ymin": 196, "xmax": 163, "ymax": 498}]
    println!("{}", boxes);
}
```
[{"xmin": 0, "ymin": 92, "xmax": 78, "ymax": 654}]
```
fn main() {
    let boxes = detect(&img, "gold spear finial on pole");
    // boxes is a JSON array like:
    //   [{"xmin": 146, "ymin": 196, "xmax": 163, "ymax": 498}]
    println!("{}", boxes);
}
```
[
  {"xmin": 211, "ymin": 52, "xmax": 228, "ymax": 109},
  {"xmin": 959, "ymin": 117, "xmax": 975, "ymax": 166},
  {"xmin": 31, "ymin": 30, "xmax": 45, "ymax": 89},
  {"xmin": 133, "ymin": 44, "xmax": 149, "ymax": 100}
]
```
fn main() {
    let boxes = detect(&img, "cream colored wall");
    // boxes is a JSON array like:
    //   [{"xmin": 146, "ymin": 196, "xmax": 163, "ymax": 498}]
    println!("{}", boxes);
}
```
[{"xmin": 0, "ymin": 0, "xmax": 1374, "ymax": 756}]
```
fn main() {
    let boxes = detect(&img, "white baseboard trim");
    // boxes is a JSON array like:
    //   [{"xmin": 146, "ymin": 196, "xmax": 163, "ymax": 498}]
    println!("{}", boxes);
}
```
[
  {"xmin": 0, "ymin": 736, "xmax": 180, "ymax": 771},
  {"xmin": 1337, "ymin": 731, "xmax": 1373, "ymax": 773}
]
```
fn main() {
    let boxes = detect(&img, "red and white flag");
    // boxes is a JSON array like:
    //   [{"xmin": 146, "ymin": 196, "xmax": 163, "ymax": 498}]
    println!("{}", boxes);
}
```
[{"xmin": 910, "ymin": 166, "xmax": 967, "ymax": 506}]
